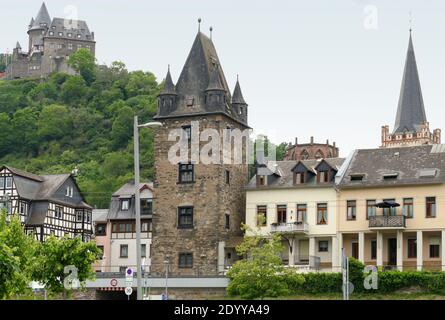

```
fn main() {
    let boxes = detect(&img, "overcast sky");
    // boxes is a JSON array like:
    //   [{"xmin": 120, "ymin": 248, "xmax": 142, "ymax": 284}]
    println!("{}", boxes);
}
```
[{"xmin": 2, "ymin": 0, "xmax": 445, "ymax": 156}]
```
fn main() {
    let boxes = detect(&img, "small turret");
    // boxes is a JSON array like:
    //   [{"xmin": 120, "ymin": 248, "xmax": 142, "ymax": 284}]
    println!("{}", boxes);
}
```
[
  {"xmin": 28, "ymin": 18, "xmax": 35, "ymax": 29},
  {"xmin": 158, "ymin": 66, "xmax": 177, "ymax": 116},
  {"xmin": 231, "ymin": 75, "xmax": 248, "ymax": 124},
  {"xmin": 205, "ymin": 64, "xmax": 226, "ymax": 111}
]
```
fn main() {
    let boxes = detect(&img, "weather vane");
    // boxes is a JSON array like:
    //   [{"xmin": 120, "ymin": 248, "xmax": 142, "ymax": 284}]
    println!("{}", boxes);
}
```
[
  {"xmin": 409, "ymin": 11, "xmax": 413, "ymax": 33},
  {"xmin": 210, "ymin": 26, "xmax": 213, "ymax": 39},
  {"xmin": 198, "ymin": 18, "xmax": 202, "ymax": 31}
]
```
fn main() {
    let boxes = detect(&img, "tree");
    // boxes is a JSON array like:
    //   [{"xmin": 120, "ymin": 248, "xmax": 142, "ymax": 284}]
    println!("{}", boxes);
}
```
[
  {"xmin": 227, "ymin": 224, "xmax": 302, "ymax": 299},
  {"xmin": 33, "ymin": 236, "xmax": 101, "ymax": 297},
  {"xmin": 0, "ymin": 209, "xmax": 38, "ymax": 299},
  {"xmin": 111, "ymin": 106, "xmax": 134, "ymax": 149},
  {"xmin": 67, "ymin": 48, "xmax": 96, "ymax": 85},
  {"xmin": 125, "ymin": 71, "xmax": 159, "ymax": 97},
  {"xmin": 0, "ymin": 113, "xmax": 13, "ymax": 154},
  {"xmin": 61, "ymin": 76, "xmax": 88, "ymax": 104},
  {"xmin": 38, "ymin": 104, "xmax": 72, "ymax": 140},
  {"xmin": 12, "ymin": 107, "xmax": 39, "ymax": 155}
]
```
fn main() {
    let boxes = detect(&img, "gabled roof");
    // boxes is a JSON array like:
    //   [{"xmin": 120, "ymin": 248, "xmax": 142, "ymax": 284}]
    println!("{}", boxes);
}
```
[
  {"xmin": 337, "ymin": 145, "xmax": 445, "ymax": 188},
  {"xmin": 108, "ymin": 181, "xmax": 153, "ymax": 220},
  {"xmin": 46, "ymin": 18, "xmax": 93, "ymax": 41},
  {"xmin": 393, "ymin": 33, "xmax": 427, "ymax": 134},
  {"xmin": 5, "ymin": 166, "xmax": 43, "ymax": 182},
  {"xmin": 112, "ymin": 181, "xmax": 154, "ymax": 197}
]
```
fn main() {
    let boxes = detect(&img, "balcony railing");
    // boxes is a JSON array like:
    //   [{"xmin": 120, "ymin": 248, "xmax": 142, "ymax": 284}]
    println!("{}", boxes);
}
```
[
  {"xmin": 270, "ymin": 222, "xmax": 309, "ymax": 234},
  {"xmin": 368, "ymin": 215, "xmax": 406, "ymax": 229}
]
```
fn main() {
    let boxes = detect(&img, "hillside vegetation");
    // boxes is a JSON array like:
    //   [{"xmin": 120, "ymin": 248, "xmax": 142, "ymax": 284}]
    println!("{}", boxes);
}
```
[{"xmin": 0, "ymin": 49, "xmax": 160, "ymax": 208}]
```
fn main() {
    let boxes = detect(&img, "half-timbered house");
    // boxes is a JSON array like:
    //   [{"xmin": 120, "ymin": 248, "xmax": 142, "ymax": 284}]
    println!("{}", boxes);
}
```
[{"xmin": 0, "ymin": 165, "xmax": 93, "ymax": 242}]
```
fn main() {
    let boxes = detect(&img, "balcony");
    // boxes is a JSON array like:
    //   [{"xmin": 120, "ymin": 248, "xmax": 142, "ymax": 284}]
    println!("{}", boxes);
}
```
[
  {"xmin": 369, "ymin": 215, "xmax": 406, "ymax": 229},
  {"xmin": 270, "ymin": 222, "xmax": 309, "ymax": 234}
]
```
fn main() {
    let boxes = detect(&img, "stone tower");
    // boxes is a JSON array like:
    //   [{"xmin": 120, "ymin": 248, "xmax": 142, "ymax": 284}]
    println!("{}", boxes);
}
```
[
  {"xmin": 381, "ymin": 32, "xmax": 441, "ymax": 148},
  {"xmin": 151, "ymin": 29, "xmax": 249, "ymax": 276}
]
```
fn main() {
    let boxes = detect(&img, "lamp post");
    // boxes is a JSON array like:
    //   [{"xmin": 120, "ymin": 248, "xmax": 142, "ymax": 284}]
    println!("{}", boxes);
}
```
[
  {"xmin": 134, "ymin": 116, "xmax": 163, "ymax": 300},
  {"xmin": 164, "ymin": 258, "xmax": 170, "ymax": 299}
]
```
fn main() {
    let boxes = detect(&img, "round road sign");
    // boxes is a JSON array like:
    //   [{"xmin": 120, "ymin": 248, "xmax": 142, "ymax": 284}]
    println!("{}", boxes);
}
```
[
  {"xmin": 110, "ymin": 278, "xmax": 118, "ymax": 287},
  {"xmin": 125, "ymin": 287, "xmax": 133, "ymax": 296}
]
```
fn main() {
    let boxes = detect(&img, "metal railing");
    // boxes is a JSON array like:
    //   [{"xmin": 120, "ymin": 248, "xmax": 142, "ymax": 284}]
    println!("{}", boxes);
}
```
[
  {"xmin": 290, "ymin": 255, "xmax": 321, "ymax": 270},
  {"xmin": 270, "ymin": 221, "xmax": 309, "ymax": 233},
  {"xmin": 369, "ymin": 215, "xmax": 406, "ymax": 228}
]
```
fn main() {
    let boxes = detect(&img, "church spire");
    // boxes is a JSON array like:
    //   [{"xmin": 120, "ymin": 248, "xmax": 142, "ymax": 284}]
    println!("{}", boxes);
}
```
[{"xmin": 392, "ymin": 32, "xmax": 426, "ymax": 134}]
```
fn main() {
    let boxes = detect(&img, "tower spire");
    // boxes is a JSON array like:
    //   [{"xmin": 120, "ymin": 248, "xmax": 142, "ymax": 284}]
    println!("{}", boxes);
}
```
[
  {"xmin": 392, "ymin": 32, "xmax": 426, "ymax": 134},
  {"xmin": 160, "ymin": 65, "xmax": 176, "ymax": 95}
]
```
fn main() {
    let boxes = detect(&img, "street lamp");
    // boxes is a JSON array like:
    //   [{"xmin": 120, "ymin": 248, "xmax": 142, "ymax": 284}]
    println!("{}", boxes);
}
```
[
  {"xmin": 164, "ymin": 258, "xmax": 170, "ymax": 299},
  {"xmin": 134, "ymin": 116, "xmax": 163, "ymax": 300}
]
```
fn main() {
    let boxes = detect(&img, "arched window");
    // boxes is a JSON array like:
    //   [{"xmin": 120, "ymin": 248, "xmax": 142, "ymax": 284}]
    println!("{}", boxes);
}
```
[
  {"xmin": 315, "ymin": 150, "xmax": 324, "ymax": 159},
  {"xmin": 300, "ymin": 149, "xmax": 310, "ymax": 160}
]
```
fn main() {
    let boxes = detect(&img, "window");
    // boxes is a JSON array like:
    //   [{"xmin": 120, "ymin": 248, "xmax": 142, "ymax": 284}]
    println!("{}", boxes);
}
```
[
  {"xmin": 179, "ymin": 253, "xmax": 193, "ymax": 268},
  {"xmin": 257, "ymin": 205, "xmax": 267, "ymax": 226},
  {"xmin": 68, "ymin": 43, "xmax": 73, "ymax": 50},
  {"xmin": 96, "ymin": 223, "xmax": 106, "ymax": 236},
  {"xmin": 371, "ymin": 240, "xmax": 377, "ymax": 260},
  {"xmin": 277, "ymin": 205, "xmax": 287, "ymax": 224},
  {"xmin": 76, "ymin": 211, "xmax": 83, "ymax": 222},
  {"xmin": 5, "ymin": 177, "xmax": 12, "ymax": 188},
  {"xmin": 318, "ymin": 171, "xmax": 329, "ymax": 183},
  {"xmin": 186, "ymin": 98, "xmax": 194, "ymax": 106},
  {"xmin": 430, "ymin": 244, "xmax": 440, "ymax": 258},
  {"xmin": 182, "ymin": 125, "xmax": 191, "ymax": 142},
  {"xmin": 49, "ymin": 31, "xmax": 54, "ymax": 36},
  {"xmin": 178, "ymin": 207, "xmax": 193, "ymax": 228},
  {"xmin": 55, "ymin": 206, "xmax": 63, "ymax": 219},
  {"xmin": 125, "ymin": 223, "xmax": 133, "ymax": 232},
  {"xmin": 112, "ymin": 224, "xmax": 118, "ymax": 232},
  {"xmin": 347, "ymin": 200, "xmax": 356, "ymax": 220},
  {"xmin": 141, "ymin": 199, "xmax": 152, "ymax": 215},
  {"xmin": 57, "ymin": 44, "xmax": 63, "ymax": 49},
  {"xmin": 0, "ymin": 177, "xmax": 4, "ymax": 188},
  {"xmin": 67, "ymin": 33, "xmax": 72, "ymax": 37},
  {"xmin": 97, "ymin": 246, "xmax": 104, "ymax": 259},
  {"xmin": 407, "ymin": 239, "xmax": 417, "ymax": 258},
  {"xmin": 121, "ymin": 199, "xmax": 129, "ymax": 211},
  {"xmin": 403, "ymin": 198, "xmax": 414, "ymax": 218},
  {"xmin": 225, "ymin": 214, "xmax": 230, "ymax": 229},
  {"xmin": 318, "ymin": 241, "xmax": 328, "ymax": 252},
  {"xmin": 383, "ymin": 199, "xmax": 396, "ymax": 216},
  {"xmin": 295, "ymin": 172, "xmax": 305, "ymax": 184},
  {"xmin": 296, "ymin": 204, "xmax": 307, "ymax": 223},
  {"xmin": 120, "ymin": 244, "xmax": 128, "ymax": 258},
  {"xmin": 366, "ymin": 200, "xmax": 376, "ymax": 219},
  {"xmin": 58, "ymin": 32, "xmax": 63, "ymax": 36},
  {"xmin": 225, "ymin": 170, "xmax": 230, "ymax": 185},
  {"xmin": 350, "ymin": 174, "xmax": 364, "ymax": 181},
  {"xmin": 141, "ymin": 244, "xmax": 146, "ymax": 258},
  {"xmin": 19, "ymin": 202, "xmax": 25, "ymax": 214},
  {"xmin": 77, "ymin": 34, "xmax": 81, "ymax": 38},
  {"xmin": 317, "ymin": 203, "xmax": 328, "ymax": 225},
  {"xmin": 257, "ymin": 175, "xmax": 266, "ymax": 186},
  {"xmin": 66, "ymin": 186, "xmax": 73, "ymax": 197},
  {"xmin": 179, "ymin": 163, "xmax": 194, "ymax": 183},
  {"xmin": 119, "ymin": 266, "xmax": 127, "ymax": 273},
  {"xmin": 426, "ymin": 197, "xmax": 436, "ymax": 218}
]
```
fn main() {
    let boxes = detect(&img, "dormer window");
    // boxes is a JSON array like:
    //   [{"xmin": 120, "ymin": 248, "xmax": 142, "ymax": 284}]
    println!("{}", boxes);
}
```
[
  {"xmin": 257, "ymin": 175, "xmax": 266, "ymax": 186},
  {"xmin": 49, "ymin": 31, "xmax": 54, "ymax": 36},
  {"xmin": 317, "ymin": 171, "xmax": 329, "ymax": 183},
  {"xmin": 65, "ymin": 186, "xmax": 74, "ymax": 197},
  {"xmin": 68, "ymin": 33, "xmax": 72, "ymax": 37},
  {"xmin": 58, "ymin": 32, "xmax": 63, "ymax": 36},
  {"xmin": 383, "ymin": 173, "xmax": 398, "ymax": 180},
  {"xmin": 295, "ymin": 172, "xmax": 305, "ymax": 185},
  {"xmin": 77, "ymin": 34, "xmax": 81, "ymax": 38},
  {"xmin": 350, "ymin": 174, "xmax": 364, "ymax": 181},
  {"xmin": 121, "ymin": 199, "xmax": 129, "ymax": 211}
]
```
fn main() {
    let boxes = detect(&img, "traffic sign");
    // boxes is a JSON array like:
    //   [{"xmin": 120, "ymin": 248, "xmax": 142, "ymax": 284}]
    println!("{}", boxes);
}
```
[
  {"xmin": 125, "ymin": 287, "xmax": 133, "ymax": 296},
  {"xmin": 110, "ymin": 278, "xmax": 118, "ymax": 287},
  {"xmin": 125, "ymin": 267, "xmax": 134, "ymax": 280}
]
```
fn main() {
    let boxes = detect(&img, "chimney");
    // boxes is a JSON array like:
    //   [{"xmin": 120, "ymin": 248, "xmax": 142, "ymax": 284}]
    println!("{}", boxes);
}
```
[
  {"xmin": 310, "ymin": 136, "xmax": 314, "ymax": 144},
  {"xmin": 326, "ymin": 139, "xmax": 329, "ymax": 145},
  {"xmin": 295, "ymin": 137, "xmax": 298, "ymax": 145}
]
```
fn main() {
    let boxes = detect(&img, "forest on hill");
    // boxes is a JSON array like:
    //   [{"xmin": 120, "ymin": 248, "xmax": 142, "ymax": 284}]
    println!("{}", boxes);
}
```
[
  {"xmin": 0, "ymin": 49, "xmax": 287, "ymax": 208},
  {"xmin": 0, "ymin": 49, "xmax": 159, "ymax": 208}
]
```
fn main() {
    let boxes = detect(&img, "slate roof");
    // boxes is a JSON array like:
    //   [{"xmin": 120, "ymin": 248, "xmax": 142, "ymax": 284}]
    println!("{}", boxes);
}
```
[
  {"xmin": 232, "ymin": 78, "xmax": 246, "ymax": 105},
  {"xmin": 45, "ymin": 17, "xmax": 94, "ymax": 41},
  {"xmin": 92, "ymin": 209, "xmax": 109, "ymax": 223},
  {"xmin": 154, "ymin": 31, "xmax": 248, "ymax": 126},
  {"xmin": 337, "ymin": 145, "xmax": 445, "ymax": 188},
  {"xmin": 160, "ymin": 67, "xmax": 176, "ymax": 95},
  {"xmin": 108, "ymin": 182, "xmax": 153, "ymax": 220},
  {"xmin": 30, "ymin": 2, "xmax": 51, "ymax": 30},
  {"xmin": 393, "ymin": 33, "xmax": 427, "ymax": 134},
  {"xmin": 246, "ymin": 158, "xmax": 345, "ymax": 189}
]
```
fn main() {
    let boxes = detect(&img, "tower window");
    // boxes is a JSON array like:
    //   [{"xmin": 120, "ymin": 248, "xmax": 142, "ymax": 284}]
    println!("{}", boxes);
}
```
[
  {"xmin": 178, "ymin": 207, "xmax": 193, "ymax": 228},
  {"xmin": 225, "ymin": 169, "xmax": 230, "ymax": 184},
  {"xmin": 179, "ymin": 163, "xmax": 194, "ymax": 183},
  {"xmin": 178, "ymin": 253, "xmax": 193, "ymax": 268},
  {"xmin": 225, "ymin": 213, "xmax": 230, "ymax": 229},
  {"xmin": 186, "ymin": 98, "xmax": 194, "ymax": 107}
]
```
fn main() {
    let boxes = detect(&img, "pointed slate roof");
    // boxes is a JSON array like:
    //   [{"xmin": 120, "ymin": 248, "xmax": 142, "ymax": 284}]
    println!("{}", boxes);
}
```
[
  {"xmin": 160, "ymin": 67, "xmax": 176, "ymax": 95},
  {"xmin": 31, "ymin": 2, "xmax": 51, "ymax": 29},
  {"xmin": 16, "ymin": 42, "xmax": 21, "ymax": 49},
  {"xmin": 393, "ymin": 33, "xmax": 427, "ymax": 134},
  {"xmin": 232, "ymin": 77, "xmax": 247, "ymax": 105},
  {"xmin": 29, "ymin": 17, "xmax": 35, "ymax": 28},
  {"xmin": 206, "ymin": 64, "xmax": 225, "ymax": 91}
]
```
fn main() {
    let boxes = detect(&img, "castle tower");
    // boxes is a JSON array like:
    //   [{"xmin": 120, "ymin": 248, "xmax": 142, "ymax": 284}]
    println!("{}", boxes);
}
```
[
  {"xmin": 381, "ymin": 32, "xmax": 441, "ymax": 148},
  {"xmin": 151, "ymin": 29, "xmax": 249, "ymax": 276},
  {"xmin": 27, "ymin": 2, "xmax": 51, "ymax": 55}
]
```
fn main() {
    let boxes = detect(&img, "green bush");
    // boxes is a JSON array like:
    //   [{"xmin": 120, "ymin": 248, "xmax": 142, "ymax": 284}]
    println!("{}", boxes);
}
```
[
  {"xmin": 348, "ymin": 258, "xmax": 365, "ymax": 293},
  {"xmin": 295, "ymin": 272, "xmax": 342, "ymax": 294}
]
